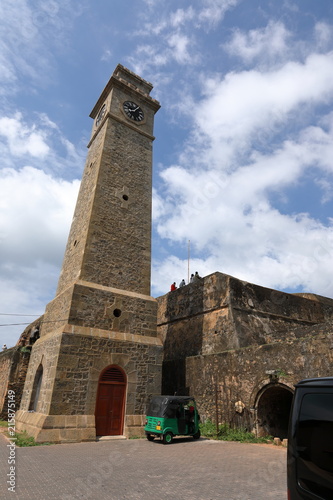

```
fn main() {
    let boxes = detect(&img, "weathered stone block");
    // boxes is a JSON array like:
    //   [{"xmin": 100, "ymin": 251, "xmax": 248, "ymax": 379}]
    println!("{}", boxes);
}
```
[
  {"xmin": 65, "ymin": 415, "xmax": 78, "ymax": 428},
  {"xmin": 126, "ymin": 414, "xmax": 145, "ymax": 426},
  {"xmin": 35, "ymin": 429, "xmax": 61, "ymax": 443},
  {"xmin": 59, "ymin": 428, "xmax": 82, "ymax": 442},
  {"xmin": 79, "ymin": 427, "xmax": 96, "ymax": 441}
]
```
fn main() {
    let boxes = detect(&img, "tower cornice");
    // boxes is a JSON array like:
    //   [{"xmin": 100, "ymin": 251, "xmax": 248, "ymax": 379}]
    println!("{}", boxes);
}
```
[{"xmin": 90, "ymin": 64, "xmax": 160, "ymax": 119}]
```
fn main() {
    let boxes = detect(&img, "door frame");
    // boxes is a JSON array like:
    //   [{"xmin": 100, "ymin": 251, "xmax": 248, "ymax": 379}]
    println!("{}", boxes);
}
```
[{"xmin": 95, "ymin": 365, "xmax": 127, "ymax": 436}]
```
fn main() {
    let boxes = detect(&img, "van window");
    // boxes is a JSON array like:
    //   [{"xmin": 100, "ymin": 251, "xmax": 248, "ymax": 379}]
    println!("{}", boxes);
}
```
[{"xmin": 297, "ymin": 393, "xmax": 333, "ymax": 498}]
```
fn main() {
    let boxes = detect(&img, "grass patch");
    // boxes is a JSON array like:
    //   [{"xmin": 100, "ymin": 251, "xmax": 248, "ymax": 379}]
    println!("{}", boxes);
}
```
[
  {"xmin": 13, "ymin": 431, "xmax": 40, "ymax": 447},
  {"xmin": 1, "ymin": 427, "xmax": 51, "ymax": 447},
  {"xmin": 0, "ymin": 419, "xmax": 53, "ymax": 446},
  {"xmin": 200, "ymin": 420, "xmax": 273, "ymax": 444},
  {"xmin": 13, "ymin": 431, "xmax": 52, "ymax": 447}
]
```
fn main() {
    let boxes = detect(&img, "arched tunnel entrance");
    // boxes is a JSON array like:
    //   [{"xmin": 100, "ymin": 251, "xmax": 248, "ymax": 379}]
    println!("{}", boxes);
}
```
[{"xmin": 256, "ymin": 384, "xmax": 293, "ymax": 439}]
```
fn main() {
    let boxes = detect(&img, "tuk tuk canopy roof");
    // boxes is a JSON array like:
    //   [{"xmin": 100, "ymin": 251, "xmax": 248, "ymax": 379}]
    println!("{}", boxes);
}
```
[{"xmin": 147, "ymin": 396, "xmax": 196, "ymax": 418}]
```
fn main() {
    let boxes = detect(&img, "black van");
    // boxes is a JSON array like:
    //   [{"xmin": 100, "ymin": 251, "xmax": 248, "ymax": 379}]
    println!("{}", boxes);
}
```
[{"xmin": 287, "ymin": 377, "xmax": 333, "ymax": 499}]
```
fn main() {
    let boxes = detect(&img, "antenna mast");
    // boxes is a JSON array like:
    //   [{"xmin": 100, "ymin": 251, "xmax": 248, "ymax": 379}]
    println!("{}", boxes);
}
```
[{"xmin": 188, "ymin": 239, "xmax": 190, "ymax": 284}]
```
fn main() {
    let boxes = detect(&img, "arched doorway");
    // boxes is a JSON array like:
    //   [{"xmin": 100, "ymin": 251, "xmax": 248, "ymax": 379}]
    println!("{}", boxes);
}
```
[
  {"xmin": 256, "ymin": 384, "xmax": 293, "ymax": 439},
  {"xmin": 95, "ymin": 365, "xmax": 126, "ymax": 436},
  {"xmin": 29, "ymin": 364, "xmax": 43, "ymax": 412}
]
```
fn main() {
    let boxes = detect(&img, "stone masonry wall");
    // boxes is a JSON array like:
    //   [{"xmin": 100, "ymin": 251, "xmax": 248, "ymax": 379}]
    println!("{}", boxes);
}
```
[
  {"xmin": 49, "ymin": 332, "xmax": 162, "ymax": 416},
  {"xmin": 56, "ymin": 127, "xmax": 104, "ymax": 296},
  {"xmin": 186, "ymin": 329, "xmax": 333, "ymax": 428},
  {"xmin": 42, "ymin": 282, "xmax": 158, "ymax": 338},
  {"xmin": 81, "ymin": 118, "xmax": 153, "ymax": 296},
  {"xmin": 158, "ymin": 272, "xmax": 333, "ymax": 360},
  {"xmin": 57, "ymin": 67, "xmax": 158, "ymax": 298},
  {"xmin": 158, "ymin": 274, "xmax": 232, "ymax": 394},
  {"xmin": 16, "ymin": 328, "xmax": 162, "ymax": 442},
  {"xmin": 19, "ymin": 333, "xmax": 62, "ymax": 415},
  {"xmin": 0, "ymin": 349, "xmax": 13, "ymax": 416},
  {"xmin": 158, "ymin": 271, "xmax": 333, "ymax": 396},
  {"xmin": 0, "ymin": 347, "xmax": 31, "ymax": 420},
  {"xmin": 19, "ymin": 329, "xmax": 162, "ymax": 418},
  {"xmin": 228, "ymin": 275, "xmax": 333, "ymax": 349},
  {"xmin": 41, "ymin": 286, "xmax": 73, "ymax": 336},
  {"xmin": 157, "ymin": 274, "xmax": 233, "ymax": 361},
  {"xmin": 68, "ymin": 283, "xmax": 158, "ymax": 337}
]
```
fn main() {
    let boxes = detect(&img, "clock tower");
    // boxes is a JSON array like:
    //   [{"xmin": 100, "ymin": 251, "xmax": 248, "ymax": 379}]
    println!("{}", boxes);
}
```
[{"xmin": 16, "ymin": 65, "xmax": 163, "ymax": 442}]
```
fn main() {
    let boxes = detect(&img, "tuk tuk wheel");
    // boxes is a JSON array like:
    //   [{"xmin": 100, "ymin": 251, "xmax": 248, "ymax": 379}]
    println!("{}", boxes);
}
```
[
  {"xmin": 162, "ymin": 432, "xmax": 173, "ymax": 444},
  {"xmin": 146, "ymin": 434, "xmax": 155, "ymax": 441},
  {"xmin": 193, "ymin": 430, "xmax": 201, "ymax": 440}
]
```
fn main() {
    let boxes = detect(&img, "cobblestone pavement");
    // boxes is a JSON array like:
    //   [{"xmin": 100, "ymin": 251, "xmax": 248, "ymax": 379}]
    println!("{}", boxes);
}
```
[{"xmin": 0, "ymin": 433, "xmax": 287, "ymax": 500}]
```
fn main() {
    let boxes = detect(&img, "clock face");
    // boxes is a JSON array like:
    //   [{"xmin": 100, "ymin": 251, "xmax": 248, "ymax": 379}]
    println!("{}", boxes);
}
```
[
  {"xmin": 123, "ymin": 101, "xmax": 144, "ymax": 122},
  {"xmin": 96, "ymin": 104, "xmax": 106, "ymax": 126}
]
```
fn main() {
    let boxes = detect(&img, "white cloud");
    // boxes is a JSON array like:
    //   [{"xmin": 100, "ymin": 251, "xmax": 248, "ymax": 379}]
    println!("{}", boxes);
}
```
[
  {"xmin": 0, "ymin": 111, "xmax": 86, "ymax": 178},
  {"xmin": 167, "ymin": 33, "xmax": 194, "ymax": 64},
  {"xmin": 224, "ymin": 21, "xmax": 291, "ymax": 63},
  {"xmin": 0, "ymin": 51, "xmax": 17, "ymax": 86},
  {"xmin": 170, "ymin": 7, "xmax": 195, "ymax": 28},
  {"xmin": 0, "ymin": 261, "xmax": 60, "ymax": 347},
  {"xmin": 0, "ymin": 108, "xmax": 84, "ymax": 348},
  {"xmin": 315, "ymin": 178, "xmax": 333, "ymax": 204},
  {"xmin": 101, "ymin": 49, "xmax": 112, "ymax": 62},
  {"xmin": 0, "ymin": 114, "xmax": 50, "ymax": 158},
  {"xmin": 0, "ymin": 166, "xmax": 79, "ymax": 264},
  {"xmin": 156, "ymin": 118, "xmax": 333, "ymax": 244},
  {"xmin": 133, "ymin": 45, "xmax": 169, "ymax": 71},
  {"xmin": 153, "ymin": 165, "xmax": 333, "ymax": 297},
  {"xmin": 130, "ymin": 0, "xmax": 239, "ymax": 73},
  {"xmin": 314, "ymin": 22, "xmax": 333, "ymax": 48},
  {"xmin": 185, "ymin": 51, "xmax": 333, "ymax": 169},
  {"xmin": 152, "ymin": 187, "xmax": 169, "ymax": 220},
  {"xmin": 152, "ymin": 39, "xmax": 333, "ymax": 297},
  {"xmin": 152, "ymin": 255, "xmax": 212, "ymax": 296},
  {"xmin": 142, "ymin": 0, "xmax": 162, "ymax": 6},
  {"xmin": 0, "ymin": 166, "xmax": 80, "ymax": 346},
  {"xmin": 0, "ymin": 0, "xmax": 86, "ymax": 95},
  {"xmin": 197, "ymin": 0, "xmax": 240, "ymax": 30}
]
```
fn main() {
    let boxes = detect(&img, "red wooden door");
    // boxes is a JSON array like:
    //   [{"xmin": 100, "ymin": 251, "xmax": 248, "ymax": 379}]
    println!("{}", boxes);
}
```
[{"xmin": 95, "ymin": 366, "xmax": 126, "ymax": 436}]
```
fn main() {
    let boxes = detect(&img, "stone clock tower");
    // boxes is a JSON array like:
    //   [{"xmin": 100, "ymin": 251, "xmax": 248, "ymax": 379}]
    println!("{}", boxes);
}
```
[{"xmin": 16, "ymin": 65, "xmax": 163, "ymax": 442}]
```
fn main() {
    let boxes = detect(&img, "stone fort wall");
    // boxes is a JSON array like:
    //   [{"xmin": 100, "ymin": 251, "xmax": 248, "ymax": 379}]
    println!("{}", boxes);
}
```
[
  {"xmin": 187, "ymin": 329, "xmax": 333, "ymax": 428},
  {"xmin": 158, "ymin": 272, "xmax": 333, "ymax": 361},
  {"xmin": 158, "ymin": 271, "xmax": 333, "ymax": 429},
  {"xmin": 0, "ymin": 347, "xmax": 31, "ymax": 420}
]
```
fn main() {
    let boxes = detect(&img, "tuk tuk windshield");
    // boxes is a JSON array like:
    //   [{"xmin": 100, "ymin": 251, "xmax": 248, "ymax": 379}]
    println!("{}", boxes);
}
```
[{"xmin": 147, "ymin": 396, "xmax": 196, "ymax": 419}]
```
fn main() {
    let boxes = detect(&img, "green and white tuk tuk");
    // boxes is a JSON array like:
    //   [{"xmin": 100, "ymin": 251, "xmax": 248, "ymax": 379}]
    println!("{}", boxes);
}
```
[{"xmin": 144, "ymin": 395, "xmax": 201, "ymax": 444}]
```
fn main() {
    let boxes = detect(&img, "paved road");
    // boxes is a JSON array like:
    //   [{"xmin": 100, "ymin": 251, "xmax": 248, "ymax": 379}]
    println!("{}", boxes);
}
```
[{"xmin": 0, "ymin": 433, "xmax": 287, "ymax": 500}]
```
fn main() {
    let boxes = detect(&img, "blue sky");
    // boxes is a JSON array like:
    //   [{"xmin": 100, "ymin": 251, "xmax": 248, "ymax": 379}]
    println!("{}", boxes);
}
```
[{"xmin": 1, "ymin": 0, "xmax": 333, "ymax": 347}]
